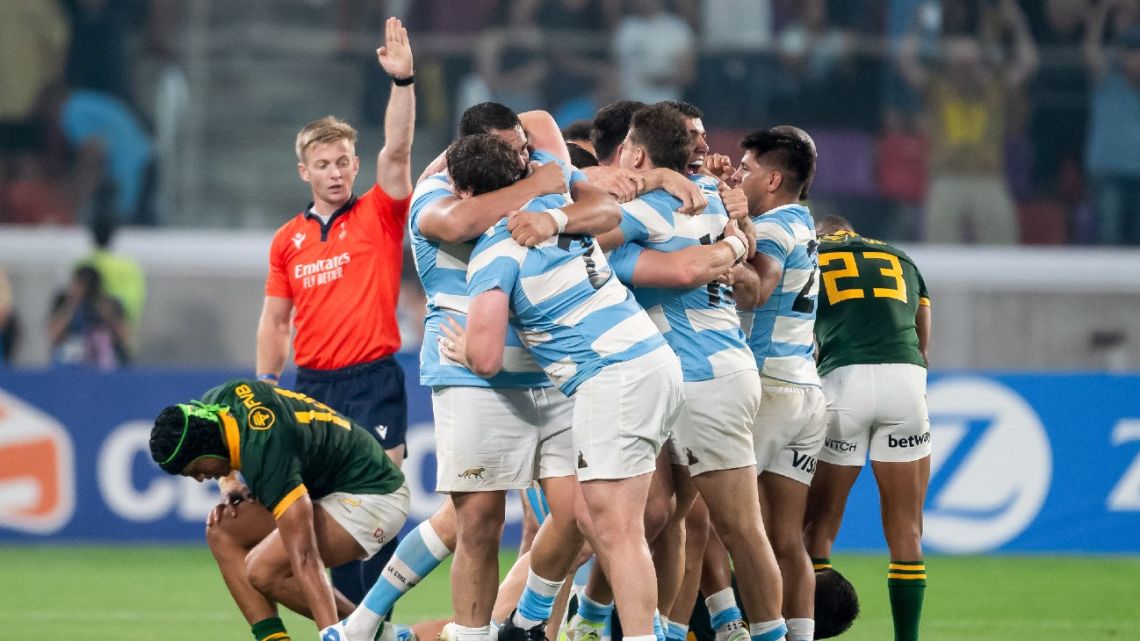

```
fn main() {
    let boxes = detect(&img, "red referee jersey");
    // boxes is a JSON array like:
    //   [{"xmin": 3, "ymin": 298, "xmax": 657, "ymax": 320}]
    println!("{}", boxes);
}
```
[{"xmin": 266, "ymin": 185, "xmax": 411, "ymax": 370}]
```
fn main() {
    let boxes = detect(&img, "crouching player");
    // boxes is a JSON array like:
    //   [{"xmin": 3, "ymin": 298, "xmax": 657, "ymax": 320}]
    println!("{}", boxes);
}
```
[{"xmin": 148, "ymin": 379, "xmax": 410, "ymax": 641}]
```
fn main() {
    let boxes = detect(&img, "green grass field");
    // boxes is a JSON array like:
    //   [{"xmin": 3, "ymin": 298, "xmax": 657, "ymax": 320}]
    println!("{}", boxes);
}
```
[{"xmin": 1, "ymin": 546, "xmax": 1137, "ymax": 640}]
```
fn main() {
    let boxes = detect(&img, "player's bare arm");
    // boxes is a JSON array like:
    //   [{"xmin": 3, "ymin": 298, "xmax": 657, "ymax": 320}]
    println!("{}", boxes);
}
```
[
  {"xmin": 418, "ymin": 163, "xmax": 568, "ymax": 244},
  {"xmin": 518, "ymin": 110, "xmax": 572, "ymax": 165},
  {"xmin": 254, "ymin": 296, "xmax": 293, "ymax": 383},
  {"xmin": 439, "ymin": 291, "xmax": 510, "ymax": 378},
  {"xmin": 742, "ymin": 250, "xmax": 785, "ymax": 309},
  {"xmin": 275, "ymin": 494, "xmax": 340, "ymax": 629},
  {"xmin": 731, "ymin": 261, "xmax": 762, "ymax": 310},
  {"xmin": 508, "ymin": 182, "xmax": 622, "ymax": 247},
  {"xmin": 916, "ymin": 302, "xmax": 932, "ymax": 367},
  {"xmin": 627, "ymin": 221, "xmax": 748, "ymax": 289},
  {"xmin": 375, "ymin": 17, "xmax": 415, "ymax": 199}
]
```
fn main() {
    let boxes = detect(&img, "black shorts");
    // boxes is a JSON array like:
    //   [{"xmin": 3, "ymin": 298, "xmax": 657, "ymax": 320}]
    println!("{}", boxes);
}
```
[{"xmin": 295, "ymin": 355, "xmax": 408, "ymax": 451}]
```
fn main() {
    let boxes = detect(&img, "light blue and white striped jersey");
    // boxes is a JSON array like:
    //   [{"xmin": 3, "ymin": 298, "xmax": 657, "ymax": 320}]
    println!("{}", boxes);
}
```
[
  {"xmin": 741, "ymin": 203, "xmax": 821, "ymax": 387},
  {"xmin": 409, "ymin": 150, "xmax": 584, "ymax": 388},
  {"xmin": 467, "ymin": 193, "xmax": 667, "ymax": 396},
  {"xmin": 607, "ymin": 183, "xmax": 755, "ymax": 382}
]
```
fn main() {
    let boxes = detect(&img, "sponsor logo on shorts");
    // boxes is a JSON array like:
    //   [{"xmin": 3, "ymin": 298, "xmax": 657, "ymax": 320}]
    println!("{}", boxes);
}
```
[
  {"xmin": 373, "ymin": 527, "xmax": 386, "ymax": 543},
  {"xmin": 888, "ymin": 432, "xmax": 930, "ymax": 448},
  {"xmin": 577, "ymin": 451, "xmax": 588, "ymax": 469},
  {"xmin": 792, "ymin": 451, "xmax": 817, "ymax": 474},
  {"xmin": 457, "ymin": 466, "xmax": 485, "ymax": 479},
  {"xmin": 339, "ymin": 497, "xmax": 362, "ymax": 513},
  {"xmin": 825, "ymin": 438, "xmax": 858, "ymax": 453}
]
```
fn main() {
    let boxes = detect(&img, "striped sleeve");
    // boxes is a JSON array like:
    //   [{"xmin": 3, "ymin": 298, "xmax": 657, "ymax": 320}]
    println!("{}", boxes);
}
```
[
  {"xmin": 468, "ymin": 232, "xmax": 527, "ymax": 298},
  {"xmin": 607, "ymin": 241, "xmax": 644, "ymax": 284},
  {"xmin": 753, "ymin": 216, "xmax": 795, "ymax": 263}
]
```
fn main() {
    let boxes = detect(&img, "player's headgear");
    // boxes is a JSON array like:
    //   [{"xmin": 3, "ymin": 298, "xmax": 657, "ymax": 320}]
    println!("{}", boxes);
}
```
[
  {"xmin": 814, "ymin": 567, "xmax": 860, "ymax": 639},
  {"xmin": 150, "ymin": 401, "xmax": 229, "ymax": 474}
]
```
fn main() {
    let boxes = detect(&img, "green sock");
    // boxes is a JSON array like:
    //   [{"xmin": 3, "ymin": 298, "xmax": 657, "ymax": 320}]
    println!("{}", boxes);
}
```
[
  {"xmin": 811, "ymin": 557, "xmax": 832, "ymax": 571},
  {"xmin": 887, "ymin": 560, "xmax": 926, "ymax": 641},
  {"xmin": 250, "ymin": 616, "xmax": 291, "ymax": 641}
]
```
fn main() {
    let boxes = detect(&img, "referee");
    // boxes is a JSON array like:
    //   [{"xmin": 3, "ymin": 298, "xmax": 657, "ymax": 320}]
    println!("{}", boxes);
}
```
[{"xmin": 254, "ymin": 17, "xmax": 415, "ymax": 605}]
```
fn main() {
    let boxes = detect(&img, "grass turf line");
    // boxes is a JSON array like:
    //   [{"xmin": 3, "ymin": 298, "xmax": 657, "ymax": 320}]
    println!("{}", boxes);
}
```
[{"xmin": 0, "ymin": 546, "xmax": 1136, "ymax": 641}]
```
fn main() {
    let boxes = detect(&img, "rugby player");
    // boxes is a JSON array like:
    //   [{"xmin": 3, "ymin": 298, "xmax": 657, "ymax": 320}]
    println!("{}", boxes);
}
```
[
  {"xmin": 442, "ymin": 133, "xmax": 685, "ymax": 641},
  {"xmin": 595, "ymin": 103, "xmax": 786, "ymax": 641},
  {"xmin": 147, "ymin": 380, "xmax": 409, "ymax": 641},
  {"xmin": 731, "ymin": 126, "xmax": 823, "ymax": 641},
  {"xmin": 804, "ymin": 215, "xmax": 931, "ymax": 641}
]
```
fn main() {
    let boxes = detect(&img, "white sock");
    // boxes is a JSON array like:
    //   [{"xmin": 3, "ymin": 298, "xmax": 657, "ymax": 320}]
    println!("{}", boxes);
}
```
[
  {"xmin": 748, "ymin": 619, "xmax": 787, "ymax": 641},
  {"xmin": 625, "ymin": 635, "xmax": 659, "ymax": 641},
  {"xmin": 785, "ymin": 618, "xmax": 814, "ymax": 641},
  {"xmin": 456, "ymin": 624, "xmax": 491, "ymax": 641}
]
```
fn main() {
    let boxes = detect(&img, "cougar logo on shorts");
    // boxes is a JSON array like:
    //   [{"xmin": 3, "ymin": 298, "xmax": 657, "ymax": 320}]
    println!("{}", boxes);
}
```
[
  {"xmin": 458, "ymin": 467, "xmax": 485, "ymax": 479},
  {"xmin": 577, "ymin": 451, "xmax": 588, "ymax": 469},
  {"xmin": 925, "ymin": 377, "xmax": 1052, "ymax": 553},
  {"xmin": 685, "ymin": 448, "xmax": 699, "ymax": 466},
  {"xmin": 0, "ymin": 390, "xmax": 76, "ymax": 535}
]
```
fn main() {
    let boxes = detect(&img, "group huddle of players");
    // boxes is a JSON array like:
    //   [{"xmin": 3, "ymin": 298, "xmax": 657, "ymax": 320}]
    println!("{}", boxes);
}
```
[{"xmin": 147, "ymin": 18, "xmax": 932, "ymax": 641}]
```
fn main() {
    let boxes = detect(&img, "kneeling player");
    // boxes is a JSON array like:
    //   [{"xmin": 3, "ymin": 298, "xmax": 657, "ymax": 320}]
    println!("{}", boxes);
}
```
[{"xmin": 148, "ymin": 379, "xmax": 410, "ymax": 641}]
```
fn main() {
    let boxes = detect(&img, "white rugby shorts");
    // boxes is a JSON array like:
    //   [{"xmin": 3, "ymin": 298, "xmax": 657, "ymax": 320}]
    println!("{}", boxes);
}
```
[
  {"xmin": 572, "ymin": 346, "xmax": 684, "ymax": 482},
  {"xmin": 818, "ymin": 363, "xmax": 931, "ymax": 466},
  {"xmin": 670, "ymin": 368, "xmax": 761, "ymax": 476},
  {"xmin": 752, "ymin": 377, "xmax": 827, "ymax": 485},
  {"xmin": 318, "ymin": 482, "xmax": 411, "ymax": 558},
  {"xmin": 432, "ymin": 386, "xmax": 575, "ymax": 492}
]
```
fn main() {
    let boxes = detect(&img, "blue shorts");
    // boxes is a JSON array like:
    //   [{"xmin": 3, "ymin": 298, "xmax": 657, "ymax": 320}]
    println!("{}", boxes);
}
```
[{"xmin": 296, "ymin": 356, "xmax": 408, "ymax": 451}]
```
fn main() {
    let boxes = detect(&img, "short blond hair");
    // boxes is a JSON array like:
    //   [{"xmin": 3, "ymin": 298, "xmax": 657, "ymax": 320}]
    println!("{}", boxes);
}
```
[{"xmin": 295, "ymin": 116, "xmax": 357, "ymax": 161}]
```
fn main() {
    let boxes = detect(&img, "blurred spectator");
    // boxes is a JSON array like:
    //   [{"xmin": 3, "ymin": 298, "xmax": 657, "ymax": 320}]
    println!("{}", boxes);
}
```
[
  {"xmin": 1027, "ymin": 0, "xmax": 1093, "ymax": 198},
  {"xmin": 771, "ymin": 0, "xmax": 878, "ymax": 127},
  {"xmin": 0, "ymin": 267, "xmax": 15, "ymax": 365},
  {"xmin": 48, "ymin": 265, "xmax": 130, "ymax": 370},
  {"xmin": 613, "ymin": 0, "xmax": 696, "ymax": 103},
  {"xmin": 77, "ymin": 206, "xmax": 146, "ymax": 339},
  {"xmin": 0, "ymin": 1, "xmax": 70, "ymax": 155},
  {"xmin": 61, "ymin": 0, "xmax": 142, "ymax": 105},
  {"xmin": 695, "ymin": 0, "xmax": 772, "ymax": 126},
  {"xmin": 1084, "ymin": 2, "xmax": 1140, "ymax": 245},
  {"xmin": 58, "ymin": 89, "xmax": 157, "ymax": 226},
  {"xmin": 898, "ymin": 0, "xmax": 1038, "ymax": 244},
  {"xmin": 532, "ymin": 0, "xmax": 619, "ymax": 126},
  {"xmin": 464, "ymin": 2, "xmax": 550, "ymax": 113}
]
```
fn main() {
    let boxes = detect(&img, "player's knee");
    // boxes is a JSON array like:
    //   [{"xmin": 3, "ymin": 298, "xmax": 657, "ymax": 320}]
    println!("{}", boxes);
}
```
[
  {"xmin": 644, "ymin": 496, "xmax": 675, "ymax": 540},
  {"xmin": 456, "ymin": 511, "xmax": 505, "ymax": 550}
]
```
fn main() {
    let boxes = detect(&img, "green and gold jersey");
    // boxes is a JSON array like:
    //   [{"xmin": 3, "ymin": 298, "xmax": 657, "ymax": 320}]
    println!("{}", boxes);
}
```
[
  {"xmin": 814, "ymin": 231, "xmax": 930, "ymax": 377},
  {"xmin": 201, "ymin": 379, "xmax": 405, "ymax": 519}
]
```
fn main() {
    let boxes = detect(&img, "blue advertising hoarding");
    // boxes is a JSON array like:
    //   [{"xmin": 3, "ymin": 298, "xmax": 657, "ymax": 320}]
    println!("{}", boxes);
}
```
[{"xmin": 1, "ymin": 359, "xmax": 1138, "ymax": 553}]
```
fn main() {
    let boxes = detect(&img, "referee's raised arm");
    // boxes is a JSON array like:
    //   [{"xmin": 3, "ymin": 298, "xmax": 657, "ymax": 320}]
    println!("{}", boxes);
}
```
[{"xmin": 375, "ymin": 16, "xmax": 414, "ymax": 200}]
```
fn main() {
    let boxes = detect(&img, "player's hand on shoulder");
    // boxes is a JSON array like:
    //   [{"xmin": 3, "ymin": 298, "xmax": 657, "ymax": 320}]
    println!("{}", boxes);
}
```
[
  {"xmin": 653, "ymin": 169, "xmax": 706, "ymax": 215},
  {"xmin": 508, "ymin": 209, "xmax": 558, "ymax": 247},
  {"xmin": 376, "ymin": 17, "xmax": 414, "ymax": 78},
  {"xmin": 581, "ymin": 165, "xmax": 640, "ymax": 203},
  {"xmin": 527, "ymin": 161, "xmax": 570, "ymax": 196}
]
